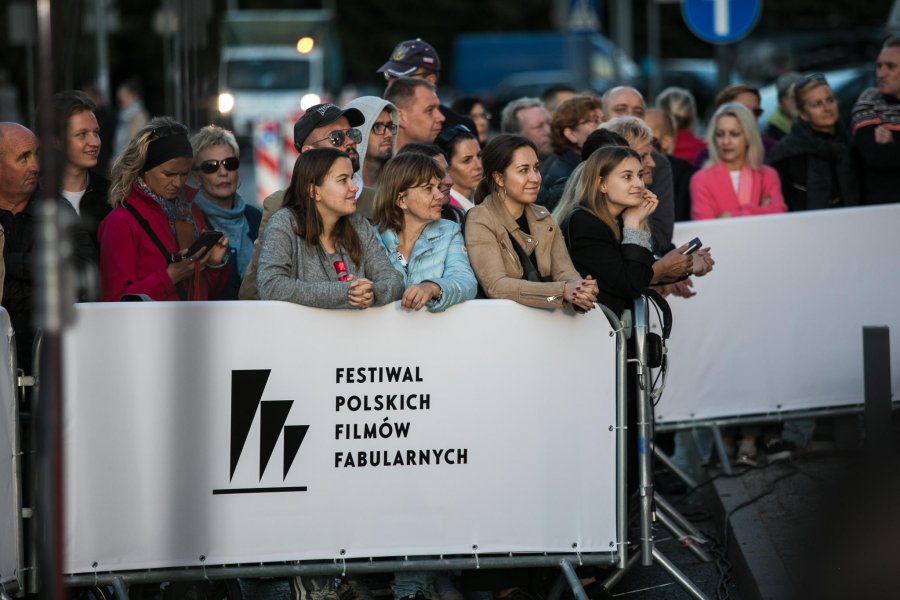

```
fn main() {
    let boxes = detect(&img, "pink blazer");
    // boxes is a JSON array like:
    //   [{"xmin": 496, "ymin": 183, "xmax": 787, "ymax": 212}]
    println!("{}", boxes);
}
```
[{"xmin": 689, "ymin": 163, "xmax": 787, "ymax": 220}]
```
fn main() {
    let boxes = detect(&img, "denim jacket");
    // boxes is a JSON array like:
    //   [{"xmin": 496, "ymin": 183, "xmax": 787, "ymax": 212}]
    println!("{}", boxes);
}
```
[{"xmin": 376, "ymin": 219, "xmax": 477, "ymax": 312}]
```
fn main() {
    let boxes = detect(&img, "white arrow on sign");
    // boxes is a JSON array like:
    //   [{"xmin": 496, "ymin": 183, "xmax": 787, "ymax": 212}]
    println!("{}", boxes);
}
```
[{"xmin": 715, "ymin": 0, "xmax": 729, "ymax": 36}]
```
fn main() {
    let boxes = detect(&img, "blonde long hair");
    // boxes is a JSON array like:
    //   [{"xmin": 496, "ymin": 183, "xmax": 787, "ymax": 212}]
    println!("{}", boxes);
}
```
[
  {"xmin": 574, "ymin": 146, "xmax": 642, "ymax": 242},
  {"xmin": 108, "ymin": 116, "xmax": 184, "ymax": 206}
]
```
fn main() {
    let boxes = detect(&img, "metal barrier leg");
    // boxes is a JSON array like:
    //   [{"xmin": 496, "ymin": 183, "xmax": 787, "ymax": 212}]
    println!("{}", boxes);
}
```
[
  {"xmin": 653, "ymin": 494, "xmax": 708, "ymax": 545},
  {"xmin": 558, "ymin": 560, "xmax": 589, "ymax": 600},
  {"xmin": 599, "ymin": 548, "xmax": 641, "ymax": 593},
  {"xmin": 709, "ymin": 425, "xmax": 733, "ymax": 475},
  {"xmin": 650, "ymin": 547, "xmax": 709, "ymax": 600},
  {"xmin": 654, "ymin": 508, "xmax": 712, "ymax": 563},
  {"xmin": 112, "ymin": 576, "xmax": 130, "ymax": 600},
  {"xmin": 652, "ymin": 443, "xmax": 699, "ymax": 490}
]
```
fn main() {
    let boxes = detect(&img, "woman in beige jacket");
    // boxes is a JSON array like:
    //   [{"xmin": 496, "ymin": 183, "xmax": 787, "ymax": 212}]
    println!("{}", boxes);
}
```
[{"xmin": 464, "ymin": 134, "xmax": 597, "ymax": 311}]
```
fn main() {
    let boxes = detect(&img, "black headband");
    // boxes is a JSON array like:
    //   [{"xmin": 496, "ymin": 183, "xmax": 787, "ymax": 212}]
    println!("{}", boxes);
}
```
[{"xmin": 143, "ymin": 132, "xmax": 193, "ymax": 172}]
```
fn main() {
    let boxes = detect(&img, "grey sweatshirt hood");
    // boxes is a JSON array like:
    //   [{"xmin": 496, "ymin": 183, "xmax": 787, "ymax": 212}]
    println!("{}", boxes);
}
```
[{"xmin": 345, "ymin": 96, "xmax": 399, "ymax": 186}]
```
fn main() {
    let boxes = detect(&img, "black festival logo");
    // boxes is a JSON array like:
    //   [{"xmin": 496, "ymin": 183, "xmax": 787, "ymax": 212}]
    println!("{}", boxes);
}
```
[{"xmin": 213, "ymin": 369, "xmax": 309, "ymax": 494}]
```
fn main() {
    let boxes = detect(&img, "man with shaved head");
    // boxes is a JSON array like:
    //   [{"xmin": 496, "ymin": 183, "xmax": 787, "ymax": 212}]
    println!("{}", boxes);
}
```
[{"xmin": 0, "ymin": 122, "xmax": 95, "ymax": 372}]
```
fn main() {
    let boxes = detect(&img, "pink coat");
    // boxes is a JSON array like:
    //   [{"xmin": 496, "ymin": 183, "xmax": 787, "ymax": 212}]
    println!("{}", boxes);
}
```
[{"xmin": 689, "ymin": 163, "xmax": 787, "ymax": 220}]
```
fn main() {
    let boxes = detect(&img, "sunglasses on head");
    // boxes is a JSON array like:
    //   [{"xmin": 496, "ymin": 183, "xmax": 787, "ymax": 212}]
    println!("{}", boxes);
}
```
[
  {"xmin": 797, "ymin": 73, "xmax": 828, "ymax": 91},
  {"xmin": 309, "ymin": 128, "xmax": 362, "ymax": 147},
  {"xmin": 195, "ymin": 157, "xmax": 240, "ymax": 174},
  {"xmin": 436, "ymin": 124, "xmax": 472, "ymax": 146},
  {"xmin": 150, "ymin": 123, "xmax": 188, "ymax": 139}
]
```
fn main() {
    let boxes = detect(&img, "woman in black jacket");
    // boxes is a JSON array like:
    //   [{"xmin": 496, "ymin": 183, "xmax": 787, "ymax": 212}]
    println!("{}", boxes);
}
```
[{"xmin": 767, "ymin": 74, "xmax": 859, "ymax": 211}]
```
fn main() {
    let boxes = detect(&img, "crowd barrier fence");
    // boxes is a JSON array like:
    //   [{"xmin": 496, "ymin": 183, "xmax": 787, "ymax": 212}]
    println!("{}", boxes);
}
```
[
  {"xmin": 656, "ymin": 204, "xmax": 900, "ymax": 430},
  {"xmin": 51, "ymin": 300, "xmax": 624, "ymax": 589}
]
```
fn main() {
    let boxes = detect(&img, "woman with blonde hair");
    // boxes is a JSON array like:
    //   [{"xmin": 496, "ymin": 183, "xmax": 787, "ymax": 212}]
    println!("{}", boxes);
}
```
[
  {"xmin": 656, "ymin": 86, "xmax": 705, "ymax": 165},
  {"xmin": 560, "ymin": 146, "xmax": 689, "ymax": 315},
  {"xmin": 99, "ymin": 117, "xmax": 230, "ymax": 301},
  {"xmin": 373, "ymin": 152, "xmax": 476, "ymax": 312},
  {"xmin": 690, "ymin": 102, "xmax": 787, "ymax": 220}
]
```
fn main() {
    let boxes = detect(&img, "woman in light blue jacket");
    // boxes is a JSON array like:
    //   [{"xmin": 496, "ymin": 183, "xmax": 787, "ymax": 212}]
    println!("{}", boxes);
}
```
[{"xmin": 374, "ymin": 152, "xmax": 477, "ymax": 313}]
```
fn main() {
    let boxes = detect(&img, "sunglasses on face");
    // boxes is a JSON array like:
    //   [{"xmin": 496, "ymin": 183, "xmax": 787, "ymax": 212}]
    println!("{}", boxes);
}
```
[
  {"xmin": 195, "ymin": 157, "xmax": 240, "ymax": 174},
  {"xmin": 372, "ymin": 122, "xmax": 398, "ymax": 135},
  {"xmin": 309, "ymin": 128, "xmax": 362, "ymax": 147}
]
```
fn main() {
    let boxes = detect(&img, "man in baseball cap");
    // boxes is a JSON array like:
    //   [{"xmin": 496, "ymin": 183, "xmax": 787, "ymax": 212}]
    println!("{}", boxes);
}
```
[
  {"xmin": 377, "ymin": 39, "xmax": 441, "ymax": 82},
  {"xmin": 239, "ymin": 103, "xmax": 367, "ymax": 299},
  {"xmin": 377, "ymin": 38, "xmax": 476, "ymax": 135}
]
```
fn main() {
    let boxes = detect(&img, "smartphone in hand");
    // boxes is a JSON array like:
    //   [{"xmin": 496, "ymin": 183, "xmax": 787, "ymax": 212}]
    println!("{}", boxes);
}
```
[
  {"xmin": 683, "ymin": 237, "xmax": 702, "ymax": 255},
  {"xmin": 185, "ymin": 230, "xmax": 224, "ymax": 257}
]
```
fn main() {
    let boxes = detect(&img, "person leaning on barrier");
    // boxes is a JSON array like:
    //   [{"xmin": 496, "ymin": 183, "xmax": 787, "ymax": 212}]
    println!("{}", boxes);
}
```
[
  {"xmin": 239, "ymin": 103, "xmax": 366, "ymax": 301},
  {"xmin": 188, "ymin": 124, "xmax": 261, "ymax": 299},
  {"xmin": 463, "ymin": 134, "xmax": 598, "ymax": 311},
  {"xmin": 373, "ymin": 152, "xmax": 477, "ymax": 313},
  {"xmin": 256, "ymin": 148, "xmax": 403, "ymax": 309},
  {"xmin": 555, "ymin": 146, "xmax": 691, "ymax": 316},
  {"xmin": 98, "ymin": 117, "xmax": 230, "ymax": 301}
]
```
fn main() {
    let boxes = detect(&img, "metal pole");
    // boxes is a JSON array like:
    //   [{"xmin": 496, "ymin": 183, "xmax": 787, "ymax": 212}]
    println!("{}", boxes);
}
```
[
  {"xmin": 632, "ymin": 296, "xmax": 654, "ymax": 566},
  {"xmin": 558, "ymin": 560, "xmax": 589, "ymax": 600},
  {"xmin": 94, "ymin": 0, "xmax": 111, "ymax": 105},
  {"xmin": 862, "ymin": 326, "xmax": 893, "ymax": 453},
  {"xmin": 650, "ymin": 547, "xmax": 709, "ymax": 600},
  {"xmin": 610, "ymin": 0, "xmax": 634, "ymax": 59},
  {"xmin": 654, "ymin": 508, "xmax": 712, "ymax": 563},
  {"xmin": 652, "ymin": 443, "xmax": 699, "ymax": 489},
  {"xmin": 646, "ymin": 0, "xmax": 662, "ymax": 102},
  {"xmin": 599, "ymin": 305, "xmax": 629, "ymax": 570},
  {"xmin": 34, "ymin": 0, "xmax": 65, "ymax": 597}
]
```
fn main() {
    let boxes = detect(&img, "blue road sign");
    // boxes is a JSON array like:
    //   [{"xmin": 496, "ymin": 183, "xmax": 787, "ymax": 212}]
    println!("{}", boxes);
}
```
[{"xmin": 682, "ymin": 0, "xmax": 762, "ymax": 45}]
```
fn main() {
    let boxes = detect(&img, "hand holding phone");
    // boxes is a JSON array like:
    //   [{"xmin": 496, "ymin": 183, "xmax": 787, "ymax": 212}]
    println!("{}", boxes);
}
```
[
  {"xmin": 682, "ymin": 237, "xmax": 702, "ymax": 255},
  {"xmin": 185, "ymin": 230, "xmax": 224, "ymax": 258}
]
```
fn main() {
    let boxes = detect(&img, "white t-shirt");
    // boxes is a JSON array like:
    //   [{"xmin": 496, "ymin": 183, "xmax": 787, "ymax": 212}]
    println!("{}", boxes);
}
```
[
  {"xmin": 62, "ymin": 188, "xmax": 87, "ymax": 215},
  {"xmin": 728, "ymin": 170, "xmax": 741, "ymax": 195}
]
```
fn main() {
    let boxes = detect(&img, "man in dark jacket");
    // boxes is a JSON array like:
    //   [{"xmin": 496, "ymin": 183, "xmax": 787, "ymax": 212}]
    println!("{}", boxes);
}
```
[
  {"xmin": 53, "ymin": 90, "xmax": 111, "ymax": 249},
  {"xmin": 851, "ymin": 36, "xmax": 900, "ymax": 204},
  {"xmin": 0, "ymin": 122, "xmax": 97, "ymax": 373}
]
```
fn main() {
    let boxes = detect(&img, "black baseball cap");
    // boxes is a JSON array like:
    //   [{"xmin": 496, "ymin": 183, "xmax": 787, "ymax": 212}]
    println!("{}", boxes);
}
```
[
  {"xmin": 293, "ymin": 103, "xmax": 365, "ymax": 151},
  {"xmin": 377, "ymin": 39, "xmax": 441, "ymax": 77}
]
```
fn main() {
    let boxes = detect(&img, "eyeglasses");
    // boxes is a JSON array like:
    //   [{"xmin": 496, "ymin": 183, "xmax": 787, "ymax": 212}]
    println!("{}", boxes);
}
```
[
  {"xmin": 195, "ymin": 157, "xmax": 240, "ymax": 174},
  {"xmin": 372, "ymin": 122, "xmax": 398, "ymax": 136},
  {"xmin": 471, "ymin": 110, "xmax": 492, "ymax": 122},
  {"xmin": 436, "ymin": 124, "xmax": 472, "ymax": 146},
  {"xmin": 750, "ymin": 106, "xmax": 764, "ymax": 118},
  {"xmin": 149, "ymin": 123, "xmax": 188, "ymax": 139},
  {"xmin": 308, "ymin": 128, "xmax": 362, "ymax": 147}
]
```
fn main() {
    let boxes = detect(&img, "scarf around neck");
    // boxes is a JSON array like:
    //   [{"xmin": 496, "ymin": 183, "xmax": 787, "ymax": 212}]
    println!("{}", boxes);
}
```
[
  {"xmin": 193, "ymin": 188, "xmax": 252, "ymax": 277},
  {"xmin": 134, "ymin": 177, "xmax": 197, "ymax": 240}
]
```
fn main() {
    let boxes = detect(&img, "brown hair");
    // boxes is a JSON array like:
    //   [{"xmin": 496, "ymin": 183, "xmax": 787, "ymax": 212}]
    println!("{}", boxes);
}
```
[
  {"xmin": 473, "ymin": 134, "xmax": 537, "ymax": 205},
  {"xmin": 714, "ymin": 83, "xmax": 760, "ymax": 109},
  {"xmin": 578, "ymin": 146, "xmax": 642, "ymax": 242},
  {"xmin": 373, "ymin": 152, "xmax": 444, "ymax": 233},
  {"xmin": 282, "ymin": 148, "xmax": 362, "ymax": 267},
  {"xmin": 550, "ymin": 95, "xmax": 604, "ymax": 152}
]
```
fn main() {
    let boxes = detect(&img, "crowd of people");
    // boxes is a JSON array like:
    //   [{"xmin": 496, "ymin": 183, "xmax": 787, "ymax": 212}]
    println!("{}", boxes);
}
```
[{"xmin": 1, "ymin": 32, "xmax": 899, "ymax": 600}]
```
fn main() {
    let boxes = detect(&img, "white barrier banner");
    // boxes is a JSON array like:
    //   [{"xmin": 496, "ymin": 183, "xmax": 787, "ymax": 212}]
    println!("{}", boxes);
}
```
[
  {"xmin": 658, "ymin": 204, "xmax": 900, "ymax": 423},
  {"xmin": 0, "ymin": 310, "xmax": 18, "ymax": 586},
  {"xmin": 63, "ymin": 301, "xmax": 617, "ymax": 574}
]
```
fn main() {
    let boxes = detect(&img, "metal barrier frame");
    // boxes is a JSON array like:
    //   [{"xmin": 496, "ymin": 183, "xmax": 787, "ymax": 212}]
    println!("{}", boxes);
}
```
[{"xmin": 6, "ymin": 306, "xmax": 633, "ymax": 598}]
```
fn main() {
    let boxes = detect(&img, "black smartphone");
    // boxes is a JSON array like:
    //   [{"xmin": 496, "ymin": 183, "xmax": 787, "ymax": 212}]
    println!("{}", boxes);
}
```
[
  {"xmin": 683, "ymin": 237, "xmax": 702, "ymax": 255},
  {"xmin": 185, "ymin": 230, "xmax": 223, "ymax": 257}
]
